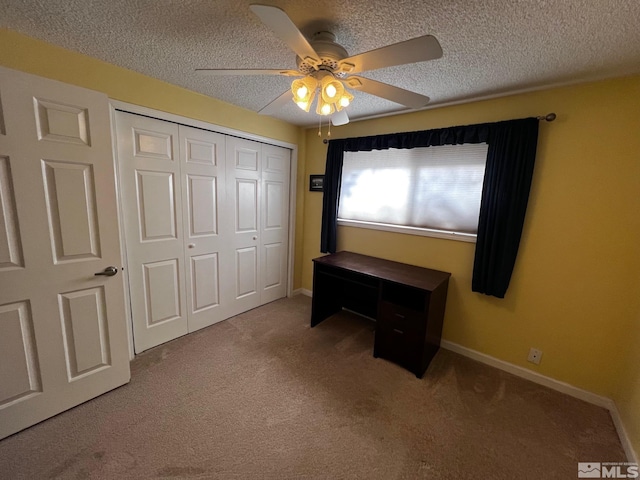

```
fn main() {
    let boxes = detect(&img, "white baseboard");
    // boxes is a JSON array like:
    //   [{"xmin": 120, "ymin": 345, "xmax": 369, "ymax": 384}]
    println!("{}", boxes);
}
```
[
  {"xmin": 608, "ymin": 402, "xmax": 639, "ymax": 464},
  {"xmin": 292, "ymin": 288, "xmax": 312, "ymax": 297},
  {"xmin": 440, "ymin": 340, "xmax": 638, "ymax": 462}
]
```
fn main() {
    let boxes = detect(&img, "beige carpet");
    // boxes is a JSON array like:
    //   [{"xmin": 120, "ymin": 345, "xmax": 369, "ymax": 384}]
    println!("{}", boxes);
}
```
[{"xmin": 0, "ymin": 295, "xmax": 625, "ymax": 479}]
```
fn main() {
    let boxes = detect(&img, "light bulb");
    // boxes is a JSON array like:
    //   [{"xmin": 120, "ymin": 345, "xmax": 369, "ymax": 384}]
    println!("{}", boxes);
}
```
[
  {"xmin": 325, "ymin": 84, "xmax": 337, "ymax": 98},
  {"xmin": 320, "ymin": 103, "xmax": 332, "ymax": 115},
  {"xmin": 339, "ymin": 96, "xmax": 350, "ymax": 107},
  {"xmin": 296, "ymin": 86, "xmax": 308, "ymax": 100}
]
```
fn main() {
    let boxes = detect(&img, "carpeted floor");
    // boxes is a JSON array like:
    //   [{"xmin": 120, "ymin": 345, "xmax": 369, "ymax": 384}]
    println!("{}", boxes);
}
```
[{"xmin": 0, "ymin": 295, "xmax": 626, "ymax": 479}]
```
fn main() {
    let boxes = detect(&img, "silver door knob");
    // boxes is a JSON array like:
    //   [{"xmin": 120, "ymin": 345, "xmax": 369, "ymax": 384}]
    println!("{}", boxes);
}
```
[{"xmin": 95, "ymin": 266, "xmax": 118, "ymax": 276}]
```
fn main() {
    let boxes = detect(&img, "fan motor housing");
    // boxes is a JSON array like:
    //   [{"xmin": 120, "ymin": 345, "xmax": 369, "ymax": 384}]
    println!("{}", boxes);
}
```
[{"xmin": 297, "ymin": 31, "xmax": 348, "ymax": 77}]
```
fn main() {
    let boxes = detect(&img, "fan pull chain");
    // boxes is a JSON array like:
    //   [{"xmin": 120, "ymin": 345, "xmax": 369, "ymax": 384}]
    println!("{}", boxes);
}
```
[
  {"xmin": 327, "ymin": 122, "xmax": 331, "ymax": 137},
  {"xmin": 318, "ymin": 116, "xmax": 321, "ymax": 137}
]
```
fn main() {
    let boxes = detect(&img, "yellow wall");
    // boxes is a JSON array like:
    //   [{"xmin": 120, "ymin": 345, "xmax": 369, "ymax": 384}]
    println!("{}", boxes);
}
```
[{"xmin": 300, "ymin": 75, "xmax": 640, "ymax": 403}]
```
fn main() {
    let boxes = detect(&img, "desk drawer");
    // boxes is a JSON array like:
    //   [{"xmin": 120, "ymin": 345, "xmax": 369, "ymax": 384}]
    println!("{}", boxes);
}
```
[
  {"xmin": 374, "ymin": 323, "xmax": 423, "ymax": 373},
  {"xmin": 378, "ymin": 301, "xmax": 426, "ymax": 335}
]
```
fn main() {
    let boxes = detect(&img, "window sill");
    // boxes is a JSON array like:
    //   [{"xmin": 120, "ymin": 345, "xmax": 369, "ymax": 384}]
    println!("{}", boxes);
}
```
[{"xmin": 337, "ymin": 219, "xmax": 477, "ymax": 243}]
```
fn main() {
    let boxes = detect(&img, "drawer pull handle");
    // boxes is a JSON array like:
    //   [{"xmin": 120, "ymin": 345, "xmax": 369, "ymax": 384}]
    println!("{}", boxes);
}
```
[
  {"xmin": 393, "ymin": 328, "xmax": 404, "ymax": 334},
  {"xmin": 395, "ymin": 314, "xmax": 406, "ymax": 319}
]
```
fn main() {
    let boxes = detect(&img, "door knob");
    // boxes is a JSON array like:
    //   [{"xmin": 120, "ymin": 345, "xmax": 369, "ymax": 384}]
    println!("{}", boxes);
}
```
[
  {"xmin": 252, "ymin": 236, "xmax": 258, "ymax": 240},
  {"xmin": 188, "ymin": 243, "xmax": 196, "ymax": 249},
  {"xmin": 95, "ymin": 266, "xmax": 118, "ymax": 276}
]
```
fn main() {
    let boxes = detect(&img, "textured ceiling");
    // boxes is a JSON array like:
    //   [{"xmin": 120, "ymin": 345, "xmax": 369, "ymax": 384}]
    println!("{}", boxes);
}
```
[{"xmin": 2, "ymin": 0, "xmax": 640, "ymax": 127}]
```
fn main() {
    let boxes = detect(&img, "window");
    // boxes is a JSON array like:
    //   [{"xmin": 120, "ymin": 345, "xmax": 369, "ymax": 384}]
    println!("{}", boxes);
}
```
[{"xmin": 337, "ymin": 143, "xmax": 488, "ymax": 242}]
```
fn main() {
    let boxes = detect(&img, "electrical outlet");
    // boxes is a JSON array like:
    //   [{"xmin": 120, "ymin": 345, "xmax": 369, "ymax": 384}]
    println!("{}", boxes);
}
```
[{"xmin": 528, "ymin": 348, "xmax": 543, "ymax": 365}]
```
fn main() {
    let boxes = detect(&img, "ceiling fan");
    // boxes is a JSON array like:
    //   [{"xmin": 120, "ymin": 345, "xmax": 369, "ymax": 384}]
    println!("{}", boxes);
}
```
[{"xmin": 196, "ymin": 4, "xmax": 443, "ymax": 126}]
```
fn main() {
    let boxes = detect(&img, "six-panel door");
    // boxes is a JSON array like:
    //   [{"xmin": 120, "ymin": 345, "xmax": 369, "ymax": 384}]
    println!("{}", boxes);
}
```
[
  {"xmin": 116, "ymin": 112, "xmax": 188, "ymax": 352},
  {"xmin": 0, "ymin": 67, "xmax": 130, "ymax": 440}
]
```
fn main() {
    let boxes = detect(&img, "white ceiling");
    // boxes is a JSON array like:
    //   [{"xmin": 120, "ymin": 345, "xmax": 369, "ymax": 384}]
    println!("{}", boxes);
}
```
[{"xmin": 2, "ymin": 0, "xmax": 640, "ymax": 127}]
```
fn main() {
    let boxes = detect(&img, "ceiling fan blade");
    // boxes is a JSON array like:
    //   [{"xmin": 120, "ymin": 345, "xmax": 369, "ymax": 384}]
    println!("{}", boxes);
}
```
[
  {"xmin": 258, "ymin": 90, "xmax": 292, "ymax": 115},
  {"xmin": 249, "ymin": 5, "xmax": 320, "ymax": 66},
  {"xmin": 196, "ymin": 69, "xmax": 301, "ymax": 77},
  {"xmin": 331, "ymin": 109, "xmax": 349, "ymax": 126},
  {"xmin": 338, "ymin": 35, "xmax": 443, "ymax": 74},
  {"xmin": 347, "ymin": 76, "xmax": 430, "ymax": 109}
]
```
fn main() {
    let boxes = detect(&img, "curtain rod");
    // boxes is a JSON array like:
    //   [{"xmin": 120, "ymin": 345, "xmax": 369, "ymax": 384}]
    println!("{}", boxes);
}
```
[
  {"xmin": 537, "ymin": 113, "xmax": 557, "ymax": 121},
  {"xmin": 321, "ymin": 113, "xmax": 556, "ymax": 143}
]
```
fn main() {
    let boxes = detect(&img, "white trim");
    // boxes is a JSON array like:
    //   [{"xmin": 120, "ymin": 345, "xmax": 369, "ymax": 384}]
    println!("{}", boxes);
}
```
[
  {"xmin": 109, "ymin": 100, "xmax": 298, "ymax": 352},
  {"xmin": 609, "ymin": 402, "xmax": 640, "ymax": 464},
  {"xmin": 441, "ymin": 340, "xmax": 638, "ymax": 462},
  {"xmin": 286, "ymin": 148, "xmax": 298, "ymax": 297},
  {"xmin": 293, "ymin": 288, "xmax": 313, "ymax": 297},
  {"xmin": 441, "ymin": 340, "xmax": 610, "ymax": 407},
  {"xmin": 109, "ymin": 100, "xmax": 297, "ymax": 150},
  {"xmin": 108, "ymin": 103, "xmax": 135, "ymax": 361},
  {"xmin": 338, "ymin": 219, "xmax": 477, "ymax": 243}
]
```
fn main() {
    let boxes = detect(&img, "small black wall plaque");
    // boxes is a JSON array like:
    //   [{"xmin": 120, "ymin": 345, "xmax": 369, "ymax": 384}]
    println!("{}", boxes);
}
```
[{"xmin": 309, "ymin": 175, "xmax": 324, "ymax": 192}]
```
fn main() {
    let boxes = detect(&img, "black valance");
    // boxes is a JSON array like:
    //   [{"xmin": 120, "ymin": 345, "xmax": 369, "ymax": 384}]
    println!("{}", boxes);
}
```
[{"xmin": 320, "ymin": 117, "xmax": 539, "ymax": 298}]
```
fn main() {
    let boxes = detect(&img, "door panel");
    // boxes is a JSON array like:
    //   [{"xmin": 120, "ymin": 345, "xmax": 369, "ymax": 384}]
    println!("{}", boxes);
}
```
[
  {"xmin": 226, "ymin": 138, "xmax": 261, "ymax": 315},
  {"xmin": 236, "ymin": 179, "xmax": 258, "ymax": 231},
  {"xmin": 190, "ymin": 253, "xmax": 220, "ymax": 313},
  {"xmin": 116, "ymin": 112, "xmax": 187, "ymax": 352},
  {"xmin": 33, "ymin": 98, "xmax": 90, "ymax": 146},
  {"xmin": 134, "ymin": 128, "xmax": 173, "ymax": 159},
  {"xmin": 42, "ymin": 160, "xmax": 101, "ymax": 262},
  {"xmin": 187, "ymin": 175, "xmax": 217, "ymax": 236},
  {"xmin": 136, "ymin": 170, "xmax": 177, "ymax": 241},
  {"xmin": 236, "ymin": 246, "xmax": 258, "ymax": 298},
  {"xmin": 58, "ymin": 287, "xmax": 110, "ymax": 378},
  {"xmin": 0, "ymin": 300, "xmax": 41, "ymax": 407},
  {"xmin": 0, "ymin": 156, "xmax": 24, "ymax": 269},
  {"xmin": 264, "ymin": 243, "xmax": 282, "ymax": 288},
  {"xmin": 259, "ymin": 144, "xmax": 290, "ymax": 303},
  {"xmin": 179, "ymin": 125, "xmax": 230, "ymax": 332},
  {"xmin": 143, "ymin": 258, "xmax": 182, "ymax": 325},
  {"xmin": 0, "ymin": 66, "xmax": 130, "ymax": 440}
]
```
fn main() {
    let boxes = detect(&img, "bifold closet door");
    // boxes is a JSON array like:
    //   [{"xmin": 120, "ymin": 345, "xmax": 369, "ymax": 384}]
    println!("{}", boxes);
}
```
[
  {"xmin": 116, "ymin": 112, "xmax": 188, "ymax": 353},
  {"xmin": 117, "ymin": 112, "xmax": 291, "ymax": 352},
  {"xmin": 225, "ymin": 138, "xmax": 290, "ymax": 317},
  {"xmin": 116, "ymin": 113, "xmax": 232, "ymax": 352},
  {"xmin": 260, "ymin": 144, "xmax": 291, "ymax": 304},
  {"xmin": 178, "ymin": 125, "xmax": 232, "ymax": 333}
]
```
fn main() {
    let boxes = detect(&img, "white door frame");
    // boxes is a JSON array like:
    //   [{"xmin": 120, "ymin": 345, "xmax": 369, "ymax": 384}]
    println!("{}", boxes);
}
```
[{"xmin": 108, "ymin": 101, "xmax": 298, "ymax": 360}]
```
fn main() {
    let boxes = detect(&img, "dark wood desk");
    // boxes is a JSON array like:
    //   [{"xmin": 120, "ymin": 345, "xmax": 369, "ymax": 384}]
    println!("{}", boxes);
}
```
[{"xmin": 311, "ymin": 251, "xmax": 451, "ymax": 378}]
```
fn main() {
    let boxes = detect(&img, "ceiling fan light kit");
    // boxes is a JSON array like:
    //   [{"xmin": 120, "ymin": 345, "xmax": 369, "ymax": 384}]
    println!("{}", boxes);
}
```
[
  {"xmin": 196, "ymin": 4, "xmax": 443, "ymax": 126},
  {"xmin": 292, "ymin": 70, "xmax": 353, "ymax": 116}
]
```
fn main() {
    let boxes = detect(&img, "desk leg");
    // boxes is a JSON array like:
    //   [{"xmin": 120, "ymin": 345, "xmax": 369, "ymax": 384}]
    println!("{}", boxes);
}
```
[{"xmin": 310, "ymin": 269, "xmax": 342, "ymax": 327}]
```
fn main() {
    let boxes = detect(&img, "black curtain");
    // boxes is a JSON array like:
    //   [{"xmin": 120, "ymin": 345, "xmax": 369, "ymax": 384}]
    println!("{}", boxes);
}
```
[
  {"xmin": 320, "ymin": 117, "xmax": 539, "ymax": 298},
  {"xmin": 472, "ymin": 118, "xmax": 539, "ymax": 297}
]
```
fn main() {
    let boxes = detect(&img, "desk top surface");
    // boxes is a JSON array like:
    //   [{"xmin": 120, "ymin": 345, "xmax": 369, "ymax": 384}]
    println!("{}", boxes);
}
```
[{"xmin": 313, "ymin": 251, "xmax": 450, "ymax": 291}]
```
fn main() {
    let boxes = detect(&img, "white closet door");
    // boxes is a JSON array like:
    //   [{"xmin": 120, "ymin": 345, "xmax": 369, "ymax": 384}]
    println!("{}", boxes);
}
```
[
  {"xmin": 0, "ymin": 67, "xmax": 130, "ymax": 439},
  {"xmin": 226, "ymin": 138, "xmax": 262, "ymax": 316},
  {"xmin": 260, "ymin": 144, "xmax": 291, "ymax": 303},
  {"xmin": 116, "ymin": 112, "xmax": 187, "ymax": 353},
  {"xmin": 226, "ymin": 138, "xmax": 290, "ymax": 316},
  {"xmin": 178, "ymin": 125, "xmax": 232, "ymax": 332}
]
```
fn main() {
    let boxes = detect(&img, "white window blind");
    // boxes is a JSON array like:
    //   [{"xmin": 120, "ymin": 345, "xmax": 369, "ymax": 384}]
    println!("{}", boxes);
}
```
[{"xmin": 338, "ymin": 143, "xmax": 489, "ymax": 237}]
